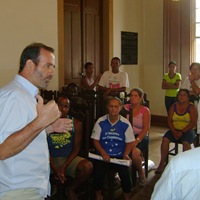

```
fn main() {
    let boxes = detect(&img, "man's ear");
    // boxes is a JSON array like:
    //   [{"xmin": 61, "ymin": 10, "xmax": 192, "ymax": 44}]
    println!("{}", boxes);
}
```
[{"xmin": 26, "ymin": 59, "xmax": 35, "ymax": 72}]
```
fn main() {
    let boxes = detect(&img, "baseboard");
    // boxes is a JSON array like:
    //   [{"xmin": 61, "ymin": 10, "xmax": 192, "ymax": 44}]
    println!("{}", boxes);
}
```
[{"xmin": 151, "ymin": 115, "xmax": 168, "ymax": 127}]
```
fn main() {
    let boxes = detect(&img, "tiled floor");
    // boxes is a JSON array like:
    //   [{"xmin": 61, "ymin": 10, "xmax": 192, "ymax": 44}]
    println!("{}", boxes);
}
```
[
  {"xmin": 129, "ymin": 125, "xmax": 188, "ymax": 200},
  {"xmin": 110, "ymin": 125, "xmax": 169, "ymax": 200},
  {"xmin": 107, "ymin": 125, "xmax": 196, "ymax": 200},
  {"xmin": 129, "ymin": 126, "xmax": 168, "ymax": 200},
  {"xmin": 148, "ymin": 126, "xmax": 168, "ymax": 166}
]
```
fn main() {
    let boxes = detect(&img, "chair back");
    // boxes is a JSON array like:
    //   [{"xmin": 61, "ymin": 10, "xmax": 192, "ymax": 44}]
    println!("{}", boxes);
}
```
[{"xmin": 40, "ymin": 89, "xmax": 59, "ymax": 103}]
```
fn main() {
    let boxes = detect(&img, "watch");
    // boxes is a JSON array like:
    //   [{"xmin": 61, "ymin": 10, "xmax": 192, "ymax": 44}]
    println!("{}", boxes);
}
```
[{"xmin": 136, "ymin": 137, "xmax": 141, "ymax": 142}]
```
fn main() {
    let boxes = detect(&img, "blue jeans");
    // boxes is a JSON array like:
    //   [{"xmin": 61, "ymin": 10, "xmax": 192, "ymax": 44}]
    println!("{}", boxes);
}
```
[{"xmin": 164, "ymin": 129, "xmax": 196, "ymax": 144}]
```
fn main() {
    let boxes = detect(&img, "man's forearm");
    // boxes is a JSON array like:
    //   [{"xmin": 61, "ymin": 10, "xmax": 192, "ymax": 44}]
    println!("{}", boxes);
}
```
[
  {"xmin": 124, "ymin": 142, "xmax": 134, "ymax": 156},
  {"xmin": 0, "ymin": 118, "xmax": 45, "ymax": 160},
  {"xmin": 110, "ymin": 87, "xmax": 126, "ymax": 92},
  {"xmin": 190, "ymin": 80, "xmax": 200, "ymax": 94}
]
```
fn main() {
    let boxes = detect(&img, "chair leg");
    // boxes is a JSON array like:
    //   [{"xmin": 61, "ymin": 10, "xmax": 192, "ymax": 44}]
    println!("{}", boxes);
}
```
[
  {"xmin": 166, "ymin": 153, "xmax": 169, "ymax": 164},
  {"xmin": 175, "ymin": 142, "xmax": 179, "ymax": 154},
  {"xmin": 167, "ymin": 141, "xmax": 179, "ymax": 165},
  {"xmin": 131, "ymin": 165, "xmax": 137, "ymax": 186},
  {"xmin": 194, "ymin": 134, "xmax": 199, "ymax": 147},
  {"xmin": 141, "ymin": 147, "xmax": 149, "ymax": 178},
  {"xmin": 144, "ymin": 148, "xmax": 149, "ymax": 177}
]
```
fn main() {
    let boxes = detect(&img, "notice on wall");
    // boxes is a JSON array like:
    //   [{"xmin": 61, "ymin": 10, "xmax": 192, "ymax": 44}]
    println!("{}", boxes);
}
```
[{"xmin": 121, "ymin": 31, "xmax": 138, "ymax": 65}]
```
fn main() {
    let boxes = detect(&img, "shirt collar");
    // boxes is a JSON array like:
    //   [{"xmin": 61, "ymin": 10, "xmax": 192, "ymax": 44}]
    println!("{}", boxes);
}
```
[
  {"xmin": 14, "ymin": 74, "xmax": 39, "ymax": 97},
  {"xmin": 107, "ymin": 114, "xmax": 120, "ymax": 125}
]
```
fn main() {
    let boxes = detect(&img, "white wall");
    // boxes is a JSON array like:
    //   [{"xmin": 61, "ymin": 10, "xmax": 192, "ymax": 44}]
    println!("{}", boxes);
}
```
[
  {"xmin": 0, "ymin": 0, "xmax": 166, "ymax": 116},
  {"xmin": 113, "ymin": 0, "xmax": 143, "ymax": 91},
  {"xmin": 113, "ymin": 0, "xmax": 166, "ymax": 116},
  {"xmin": 0, "ymin": 0, "xmax": 58, "ymax": 90},
  {"xmin": 143, "ymin": 0, "xmax": 165, "ymax": 116}
]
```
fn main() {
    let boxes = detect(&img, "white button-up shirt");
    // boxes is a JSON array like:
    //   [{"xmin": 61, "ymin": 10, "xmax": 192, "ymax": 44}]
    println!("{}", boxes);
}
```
[
  {"xmin": 0, "ymin": 75, "xmax": 49, "ymax": 197},
  {"xmin": 151, "ymin": 147, "xmax": 200, "ymax": 200}
]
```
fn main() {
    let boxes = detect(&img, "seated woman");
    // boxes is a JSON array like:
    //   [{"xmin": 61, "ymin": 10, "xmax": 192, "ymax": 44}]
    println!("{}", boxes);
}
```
[
  {"xmin": 122, "ymin": 88, "xmax": 150, "ymax": 186},
  {"xmin": 47, "ymin": 94, "xmax": 93, "ymax": 200},
  {"xmin": 91, "ymin": 97, "xmax": 135, "ymax": 200},
  {"xmin": 155, "ymin": 89, "xmax": 198, "ymax": 174},
  {"xmin": 81, "ymin": 62, "xmax": 102, "ymax": 91}
]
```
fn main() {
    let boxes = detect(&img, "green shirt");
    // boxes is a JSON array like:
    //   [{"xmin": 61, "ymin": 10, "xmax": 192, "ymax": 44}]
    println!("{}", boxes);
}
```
[{"xmin": 163, "ymin": 73, "xmax": 181, "ymax": 97}]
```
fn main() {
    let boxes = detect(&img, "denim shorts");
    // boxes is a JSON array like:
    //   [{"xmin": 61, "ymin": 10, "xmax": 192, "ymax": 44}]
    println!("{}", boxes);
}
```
[{"xmin": 164, "ymin": 129, "xmax": 195, "ymax": 144}]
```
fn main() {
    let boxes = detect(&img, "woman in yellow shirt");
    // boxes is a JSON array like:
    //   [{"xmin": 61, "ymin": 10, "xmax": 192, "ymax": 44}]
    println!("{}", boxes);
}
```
[{"xmin": 155, "ymin": 89, "xmax": 197, "ymax": 174}]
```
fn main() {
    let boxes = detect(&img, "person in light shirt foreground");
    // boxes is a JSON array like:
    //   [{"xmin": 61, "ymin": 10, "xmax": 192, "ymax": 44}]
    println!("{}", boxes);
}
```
[
  {"xmin": 0, "ymin": 43, "xmax": 73, "ymax": 200},
  {"xmin": 151, "ymin": 147, "xmax": 200, "ymax": 200}
]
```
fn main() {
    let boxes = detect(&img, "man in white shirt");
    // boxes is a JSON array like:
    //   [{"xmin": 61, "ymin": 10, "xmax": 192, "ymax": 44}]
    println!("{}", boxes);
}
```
[
  {"xmin": 181, "ymin": 62, "xmax": 200, "ymax": 106},
  {"xmin": 98, "ymin": 57, "xmax": 129, "ymax": 96},
  {"xmin": 0, "ymin": 43, "xmax": 72, "ymax": 200},
  {"xmin": 151, "ymin": 147, "xmax": 200, "ymax": 200}
]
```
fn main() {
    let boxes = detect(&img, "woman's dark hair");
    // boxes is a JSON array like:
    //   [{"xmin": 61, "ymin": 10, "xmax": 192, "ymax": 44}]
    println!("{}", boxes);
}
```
[
  {"xmin": 189, "ymin": 62, "xmax": 200, "ymax": 71},
  {"xmin": 63, "ymin": 82, "xmax": 79, "ymax": 97},
  {"xmin": 84, "ymin": 62, "xmax": 93, "ymax": 70},
  {"xmin": 56, "ymin": 92, "xmax": 70, "ymax": 103},
  {"xmin": 168, "ymin": 61, "xmax": 177, "ymax": 66},
  {"xmin": 18, "ymin": 42, "xmax": 54, "ymax": 73},
  {"xmin": 177, "ymin": 89, "xmax": 190, "ymax": 99}
]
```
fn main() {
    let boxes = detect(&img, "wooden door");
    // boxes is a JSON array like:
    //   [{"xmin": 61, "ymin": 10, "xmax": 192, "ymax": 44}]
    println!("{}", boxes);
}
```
[
  {"xmin": 163, "ymin": 0, "xmax": 193, "ymax": 79},
  {"xmin": 64, "ymin": 0, "xmax": 102, "ymax": 85},
  {"xmin": 64, "ymin": 0, "xmax": 82, "ymax": 85}
]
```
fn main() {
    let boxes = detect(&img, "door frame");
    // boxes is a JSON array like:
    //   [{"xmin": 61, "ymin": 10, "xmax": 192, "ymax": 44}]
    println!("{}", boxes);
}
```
[{"xmin": 57, "ymin": 0, "xmax": 113, "ymax": 90}]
